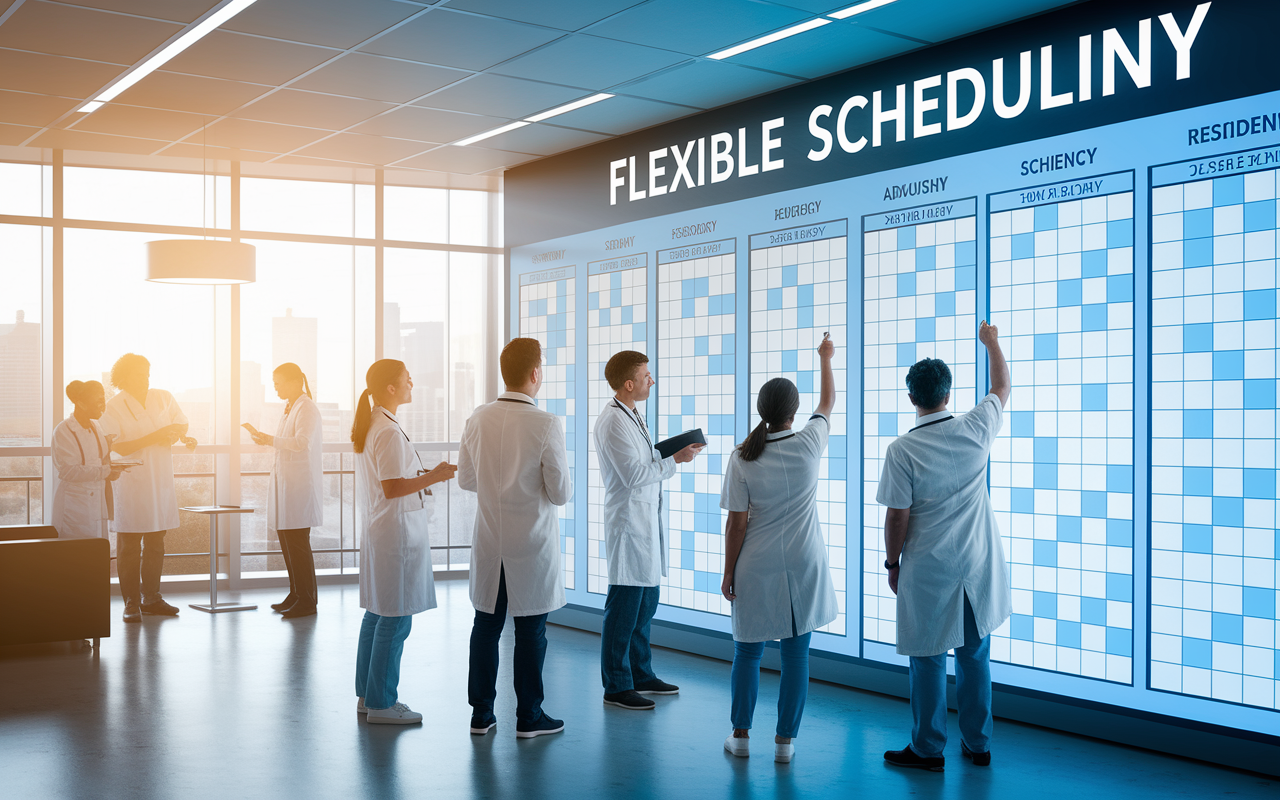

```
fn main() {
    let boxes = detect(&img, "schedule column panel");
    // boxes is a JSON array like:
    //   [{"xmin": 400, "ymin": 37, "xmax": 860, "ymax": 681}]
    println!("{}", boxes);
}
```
[
  {"xmin": 657, "ymin": 239, "xmax": 736, "ymax": 616},
  {"xmin": 749, "ymin": 221, "xmax": 849, "ymax": 635},
  {"xmin": 862, "ymin": 200, "xmax": 979, "ymax": 646}
]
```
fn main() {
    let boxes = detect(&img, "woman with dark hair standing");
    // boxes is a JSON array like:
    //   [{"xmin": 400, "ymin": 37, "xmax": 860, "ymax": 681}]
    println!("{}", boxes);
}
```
[
  {"xmin": 248, "ymin": 363, "xmax": 324, "ymax": 619},
  {"xmin": 351, "ymin": 359, "xmax": 456, "ymax": 724},
  {"xmin": 720, "ymin": 334, "xmax": 838, "ymax": 763},
  {"xmin": 53, "ymin": 380, "xmax": 129, "ymax": 540}
]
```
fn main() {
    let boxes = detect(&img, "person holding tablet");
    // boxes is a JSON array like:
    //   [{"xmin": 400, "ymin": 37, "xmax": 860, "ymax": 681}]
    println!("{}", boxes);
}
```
[
  {"xmin": 52, "ymin": 380, "xmax": 129, "ymax": 540},
  {"xmin": 719, "ymin": 335, "xmax": 838, "ymax": 763},
  {"xmin": 247, "ymin": 363, "xmax": 324, "ymax": 619},
  {"xmin": 352, "ymin": 359, "xmax": 456, "ymax": 725},
  {"xmin": 101, "ymin": 354, "xmax": 195, "ymax": 623}
]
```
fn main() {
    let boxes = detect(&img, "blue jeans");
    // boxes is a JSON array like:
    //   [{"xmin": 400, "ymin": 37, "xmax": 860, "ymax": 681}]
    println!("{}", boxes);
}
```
[
  {"xmin": 468, "ymin": 567, "xmax": 549, "ymax": 725},
  {"xmin": 730, "ymin": 633, "xmax": 812, "ymax": 738},
  {"xmin": 600, "ymin": 584, "xmax": 660, "ymax": 694},
  {"xmin": 908, "ymin": 595, "xmax": 993, "ymax": 758},
  {"xmin": 355, "ymin": 611, "xmax": 413, "ymax": 710}
]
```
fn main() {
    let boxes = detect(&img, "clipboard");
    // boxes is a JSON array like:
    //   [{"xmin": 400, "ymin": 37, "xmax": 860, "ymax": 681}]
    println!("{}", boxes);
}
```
[{"xmin": 655, "ymin": 428, "xmax": 706, "ymax": 459}]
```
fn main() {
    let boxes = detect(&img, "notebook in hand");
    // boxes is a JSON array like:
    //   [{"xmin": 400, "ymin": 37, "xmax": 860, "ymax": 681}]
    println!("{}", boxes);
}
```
[{"xmin": 655, "ymin": 428, "xmax": 706, "ymax": 459}]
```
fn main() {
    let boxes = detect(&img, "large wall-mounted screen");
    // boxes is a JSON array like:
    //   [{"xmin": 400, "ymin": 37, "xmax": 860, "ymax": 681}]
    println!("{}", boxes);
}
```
[{"xmin": 505, "ymin": 0, "xmax": 1280, "ymax": 739}]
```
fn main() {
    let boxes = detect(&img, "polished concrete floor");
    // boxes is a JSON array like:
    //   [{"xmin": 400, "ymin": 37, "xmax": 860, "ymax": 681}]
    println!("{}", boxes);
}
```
[{"xmin": 0, "ymin": 579, "xmax": 1274, "ymax": 800}]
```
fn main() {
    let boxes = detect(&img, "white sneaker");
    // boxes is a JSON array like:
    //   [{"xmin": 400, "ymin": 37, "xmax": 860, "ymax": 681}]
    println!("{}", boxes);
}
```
[
  {"xmin": 724, "ymin": 734, "xmax": 749, "ymax": 758},
  {"xmin": 367, "ymin": 702, "xmax": 422, "ymax": 725},
  {"xmin": 775, "ymin": 741, "xmax": 795, "ymax": 763},
  {"xmin": 356, "ymin": 697, "xmax": 368, "ymax": 715}
]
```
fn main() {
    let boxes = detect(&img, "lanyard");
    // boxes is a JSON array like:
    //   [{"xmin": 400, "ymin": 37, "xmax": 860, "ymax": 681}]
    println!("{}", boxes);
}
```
[
  {"xmin": 72, "ymin": 421, "xmax": 105, "ymax": 465},
  {"xmin": 613, "ymin": 399, "xmax": 652, "ymax": 448},
  {"xmin": 911, "ymin": 415, "xmax": 954, "ymax": 432},
  {"xmin": 380, "ymin": 410, "xmax": 427, "ymax": 497}
]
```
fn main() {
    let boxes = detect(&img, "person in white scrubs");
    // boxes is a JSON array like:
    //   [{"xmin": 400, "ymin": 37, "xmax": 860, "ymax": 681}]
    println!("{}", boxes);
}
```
[
  {"xmin": 101, "ymin": 353, "xmax": 196, "ymax": 623},
  {"xmin": 52, "ymin": 380, "xmax": 129, "ymax": 540},
  {"xmin": 352, "ymin": 359, "xmax": 456, "ymax": 725},
  {"xmin": 458, "ymin": 338, "xmax": 573, "ymax": 739},
  {"xmin": 877, "ymin": 322, "xmax": 1011, "ymax": 771},
  {"xmin": 594, "ymin": 350, "xmax": 702, "ymax": 711},
  {"xmin": 248, "ymin": 363, "xmax": 324, "ymax": 619},
  {"xmin": 719, "ymin": 334, "xmax": 838, "ymax": 764}
]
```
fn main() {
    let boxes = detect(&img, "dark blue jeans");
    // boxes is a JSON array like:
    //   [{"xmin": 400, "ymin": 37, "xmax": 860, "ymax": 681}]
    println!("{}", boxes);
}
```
[
  {"xmin": 468, "ymin": 567, "xmax": 549, "ymax": 725},
  {"xmin": 600, "ymin": 584, "xmax": 660, "ymax": 695}
]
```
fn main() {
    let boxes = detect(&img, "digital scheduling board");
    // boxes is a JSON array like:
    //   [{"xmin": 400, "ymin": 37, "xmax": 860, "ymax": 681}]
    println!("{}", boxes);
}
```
[{"xmin": 506, "ymin": 0, "xmax": 1280, "ymax": 739}]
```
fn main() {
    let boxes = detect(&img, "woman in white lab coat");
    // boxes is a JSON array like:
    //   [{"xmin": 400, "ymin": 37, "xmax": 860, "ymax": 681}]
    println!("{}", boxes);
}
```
[
  {"xmin": 248, "ymin": 363, "xmax": 324, "ymax": 619},
  {"xmin": 52, "ymin": 381, "xmax": 128, "ymax": 539},
  {"xmin": 351, "ymin": 359, "xmax": 456, "ymax": 724},
  {"xmin": 101, "ymin": 353, "xmax": 196, "ymax": 623},
  {"xmin": 719, "ymin": 335, "xmax": 838, "ymax": 764}
]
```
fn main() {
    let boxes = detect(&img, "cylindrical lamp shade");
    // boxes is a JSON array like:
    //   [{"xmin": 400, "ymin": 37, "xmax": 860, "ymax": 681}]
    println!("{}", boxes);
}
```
[{"xmin": 146, "ymin": 239, "xmax": 256, "ymax": 285}]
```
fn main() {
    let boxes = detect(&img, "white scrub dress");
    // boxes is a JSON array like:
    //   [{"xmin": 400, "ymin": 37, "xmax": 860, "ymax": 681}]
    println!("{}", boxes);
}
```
[
  {"xmin": 51, "ymin": 416, "xmax": 112, "ymax": 539},
  {"xmin": 720, "ymin": 415, "xmax": 839, "ymax": 643},
  {"xmin": 357, "ymin": 407, "xmax": 436, "ymax": 618},
  {"xmin": 100, "ymin": 389, "xmax": 186, "ymax": 534},
  {"xmin": 267, "ymin": 394, "xmax": 324, "ymax": 535}
]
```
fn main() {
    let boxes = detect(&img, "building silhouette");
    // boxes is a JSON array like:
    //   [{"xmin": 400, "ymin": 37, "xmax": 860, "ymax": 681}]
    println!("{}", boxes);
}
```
[
  {"xmin": 273, "ymin": 308, "xmax": 318, "ymax": 400},
  {"xmin": 0, "ymin": 310, "xmax": 41, "ymax": 444}
]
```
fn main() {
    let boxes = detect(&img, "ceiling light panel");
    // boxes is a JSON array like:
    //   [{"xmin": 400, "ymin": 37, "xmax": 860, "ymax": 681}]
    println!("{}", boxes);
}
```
[
  {"xmin": 455, "ymin": 120, "xmax": 531, "ymax": 147},
  {"xmin": 707, "ymin": 18, "xmax": 831, "ymax": 60},
  {"xmin": 828, "ymin": 0, "xmax": 899, "ymax": 20},
  {"xmin": 526, "ymin": 93, "xmax": 614, "ymax": 122}
]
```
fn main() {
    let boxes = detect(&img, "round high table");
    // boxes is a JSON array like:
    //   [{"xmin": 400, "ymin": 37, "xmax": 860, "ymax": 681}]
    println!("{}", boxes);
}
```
[{"xmin": 181, "ymin": 505, "xmax": 257, "ymax": 613}]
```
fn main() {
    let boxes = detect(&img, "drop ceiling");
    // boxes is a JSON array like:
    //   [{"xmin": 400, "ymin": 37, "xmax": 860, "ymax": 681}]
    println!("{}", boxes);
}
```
[{"xmin": 0, "ymin": 0, "xmax": 1081, "ymax": 180}]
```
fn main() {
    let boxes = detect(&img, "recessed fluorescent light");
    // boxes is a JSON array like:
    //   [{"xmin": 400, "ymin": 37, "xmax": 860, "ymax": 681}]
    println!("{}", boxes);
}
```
[
  {"xmin": 526, "ymin": 93, "xmax": 614, "ymax": 123},
  {"xmin": 828, "ymin": 0, "xmax": 898, "ymax": 20},
  {"xmin": 455, "ymin": 121, "xmax": 530, "ymax": 147},
  {"xmin": 707, "ymin": 18, "xmax": 831, "ymax": 61},
  {"xmin": 78, "ymin": 0, "xmax": 260, "ymax": 114}
]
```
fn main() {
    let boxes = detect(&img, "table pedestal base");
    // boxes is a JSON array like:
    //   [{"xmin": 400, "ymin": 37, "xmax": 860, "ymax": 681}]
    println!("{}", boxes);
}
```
[{"xmin": 189, "ymin": 602, "xmax": 259, "ymax": 613}]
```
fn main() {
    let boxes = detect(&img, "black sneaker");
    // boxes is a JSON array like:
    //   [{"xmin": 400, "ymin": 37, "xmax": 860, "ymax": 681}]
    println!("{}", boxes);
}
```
[
  {"xmin": 515, "ymin": 712, "xmax": 564, "ymax": 739},
  {"xmin": 122, "ymin": 600, "xmax": 142, "ymax": 623},
  {"xmin": 140, "ymin": 598, "xmax": 179, "ymax": 616},
  {"xmin": 961, "ymin": 741, "xmax": 991, "ymax": 766},
  {"xmin": 470, "ymin": 712, "xmax": 497, "ymax": 735},
  {"xmin": 635, "ymin": 679, "xmax": 679, "ymax": 695},
  {"xmin": 603, "ymin": 690, "xmax": 655, "ymax": 710},
  {"xmin": 884, "ymin": 745, "xmax": 944, "ymax": 772}
]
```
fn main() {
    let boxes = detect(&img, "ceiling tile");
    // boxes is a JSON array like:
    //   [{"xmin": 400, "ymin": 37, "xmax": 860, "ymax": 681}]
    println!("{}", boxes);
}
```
[
  {"xmin": 296, "ymin": 133, "xmax": 435, "ymax": 165},
  {"xmin": 765, "ymin": 1, "xmax": 859, "ymax": 11},
  {"xmin": 0, "ymin": 90, "xmax": 78, "ymax": 127},
  {"xmin": 232, "ymin": 90, "xmax": 394, "ymax": 131},
  {"xmin": 224, "ymin": 0, "xmax": 425, "ymax": 49},
  {"xmin": 732, "ymin": 20, "xmax": 919, "ymax": 78},
  {"xmin": 163, "ymin": 31, "xmax": 339, "ymax": 84},
  {"xmin": 55, "ymin": 1, "xmax": 221, "ymax": 23},
  {"xmin": 72, "ymin": 104, "xmax": 207, "ymax": 140},
  {"xmin": 619, "ymin": 60, "xmax": 799, "ymax": 110},
  {"xmin": 351, "ymin": 106, "xmax": 509, "ymax": 144},
  {"xmin": 543, "ymin": 95, "xmax": 695, "ymax": 136},
  {"xmin": 444, "ymin": 0, "xmax": 644, "ymax": 32},
  {"xmin": 160, "ymin": 142, "xmax": 279, "ymax": 161},
  {"xmin": 416, "ymin": 74, "xmax": 582, "ymax": 119},
  {"xmin": 475, "ymin": 122, "xmax": 609, "ymax": 156},
  {"xmin": 272, "ymin": 154, "xmax": 377, "ymax": 171},
  {"xmin": 360, "ymin": 9, "xmax": 564, "ymax": 71},
  {"xmin": 113, "ymin": 72, "xmax": 270, "ymax": 116},
  {"xmin": 30, "ymin": 128, "xmax": 163, "ymax": 155},
  {"xmin": 0, "ymin": 1, "xmax": 183, "ymax": 64},
  {"xmin": 0, "ymin": 50, "xmax": 124, "ymax": 99},
  {"xmin": 394, "ymin": 145, "xmax": 535, "ymax": 174},
  {"xmin": 290, "ymin": 53, "xmax": 467, "ymax": 104},
  {"xmin": 848, "ymin": 0, "xmax": 1073, "ymax": 45},
  {"xmin": 489, "ymin": 34, "xmax": 687, "ymax": 91},
  {"xmin": 587, "ymin": 0, "xmax": 810, "ymax": 56},
  {"xmin": 0, "ymin": 123, "xmax": 39, "ymax": 147},
  {"xmin": 202, "ymin": 117, "xmax": 330, "ymax": 152}
]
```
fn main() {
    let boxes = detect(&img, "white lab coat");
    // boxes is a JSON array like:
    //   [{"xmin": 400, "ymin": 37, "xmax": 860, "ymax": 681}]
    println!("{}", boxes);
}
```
[
  {"xmin": 458, "ymin": 391, "xmax": 573, "ymax": 617},
  {"xmin": 720, "ymin": 416, "xmax": 839, "ymax": 642},
  {"xmin": 876, "ymin": 395, "xmax": 1012, "ymax": 657},
  {"xmin": 51, "ymin": 416, "xmax": 112, "ymax": 540},
  {"xmin": 267, "ymin": 394, "xmax": 324, "ymax": 533},
  {"xmin": 357, "ymin": 407, "xmax": 436, "ymax": 617},
  {"xmin": 593, "ymin": 399, "xmax": 676, "ymax": 587},
  {"xmin": 100, "ymin": 389, "xmax": 186, "ymax": 533}
]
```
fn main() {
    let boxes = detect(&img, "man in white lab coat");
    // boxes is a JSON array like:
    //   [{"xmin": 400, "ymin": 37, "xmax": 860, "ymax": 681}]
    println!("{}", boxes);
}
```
[
  {"xmin": 877, "ymin": 322, "xmax": 1012, "ymax": 771},
  {"xmin": 594, "ymin": 350, "xmax": 703, "ymax": 711},
  {"xmin": 458, "ymin": 337, "xmax": 573, "ymax": 739}
]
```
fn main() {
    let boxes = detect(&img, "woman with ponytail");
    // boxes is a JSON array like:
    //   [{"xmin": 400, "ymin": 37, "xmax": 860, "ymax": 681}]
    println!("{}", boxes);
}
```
[
  {"xmin": 52, "ymin": 380, "xmax": 129, "ymax": 540},
  {"xmin": 248, "ymin": 363, "xmax": 324, "ymax": 618},
  {"xmin": 719, "ymin": 334, "xmax": 839, "ymax": 763},
  {"xmin": 351, "ymin": 359, "xmax": 457, "ymax": 724}
]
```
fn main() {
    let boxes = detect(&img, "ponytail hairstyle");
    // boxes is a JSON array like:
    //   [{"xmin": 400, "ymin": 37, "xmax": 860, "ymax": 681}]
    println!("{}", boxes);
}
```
[
  {"xmin": 273, "ymin": 362, "xmax": 312, "ymax": 399},
  {"xmin": 737, "ymin": 377, "xmax": 800, "ymax": 462},
  {"xmin": 351, "ymin": 359, "xmax": 406, "ymax": 453}
]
